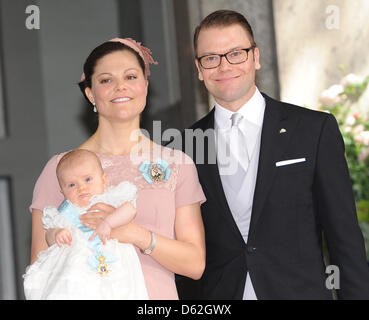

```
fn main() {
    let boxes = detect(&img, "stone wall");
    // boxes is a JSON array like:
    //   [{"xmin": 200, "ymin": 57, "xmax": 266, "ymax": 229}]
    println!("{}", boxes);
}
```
[
  {"xmin": 273, "ymin": 0, "xmax": 369, "ymax": 108},
  {"xmin": 189, "ymin": 0, "xmax": 369, "ymax": 110}
]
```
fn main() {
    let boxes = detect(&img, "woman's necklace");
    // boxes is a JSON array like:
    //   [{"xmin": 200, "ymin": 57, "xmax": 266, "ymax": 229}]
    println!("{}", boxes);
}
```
[
  {"xmin": 92, "ymin": 135, "xmax": 148, "ymax": 156},
  {"xmin": 92, "ymin": 136, "xmax": 124, "ymax": 156}
]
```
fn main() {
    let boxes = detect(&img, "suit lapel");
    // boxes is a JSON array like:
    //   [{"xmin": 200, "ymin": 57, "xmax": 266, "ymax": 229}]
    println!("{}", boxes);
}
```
[
  {"xmin": 196, "ymin": 109, "xmax": 246, "ymax": 241},
  {"xmin": 193, "ymin": 95, "xmax": 300, "ymax": 243},
  {"xmin": 248, "ymin": 95, "xmax": 300, "ymax": 239}
]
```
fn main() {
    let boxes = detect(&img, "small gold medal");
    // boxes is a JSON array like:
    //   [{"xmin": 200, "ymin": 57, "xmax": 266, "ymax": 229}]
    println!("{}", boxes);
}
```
[{"xmin": 97, "ymin": 255, "xmax": 108, "ymax": 275}]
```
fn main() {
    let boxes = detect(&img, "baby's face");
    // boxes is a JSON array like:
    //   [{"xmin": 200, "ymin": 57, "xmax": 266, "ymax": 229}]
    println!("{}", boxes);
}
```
[{"xmin": 59, "ymin": 160, "xmax": 106, "ymax": 207}]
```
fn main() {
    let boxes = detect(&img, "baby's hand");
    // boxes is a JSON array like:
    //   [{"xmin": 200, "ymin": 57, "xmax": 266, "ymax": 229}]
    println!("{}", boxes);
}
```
[
  {"xmin": 55, "ymin": 228, "xmax": 72, "ymax": 247},
  {"xmin": 89, "ymin": 218, "xmax": 111, "ymax": 245}
]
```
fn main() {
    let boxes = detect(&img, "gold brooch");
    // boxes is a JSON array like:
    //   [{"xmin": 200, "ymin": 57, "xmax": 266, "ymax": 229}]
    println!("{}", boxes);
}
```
[
  {"xmin": 149, "ymin": 163, "xmax": 164, "ymax": 182},
  {"xmin": 97, "ymin": 255, "xmax": 109, "ymax": 275},
  {"xmin": 139, "ymin": 158, "xmax": 171, "ymax": 183}
]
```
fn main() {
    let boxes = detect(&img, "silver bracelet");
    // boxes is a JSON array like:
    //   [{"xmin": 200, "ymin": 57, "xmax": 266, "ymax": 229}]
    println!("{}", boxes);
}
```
[{"xmin": 141, "ymin": 231, "xmax": 156, "ymax": 255}]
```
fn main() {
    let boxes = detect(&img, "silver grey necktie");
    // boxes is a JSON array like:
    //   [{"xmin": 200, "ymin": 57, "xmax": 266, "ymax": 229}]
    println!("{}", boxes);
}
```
[{"xmin": 230, "ymin": 113, "xmax": 249, "ymax": 171}]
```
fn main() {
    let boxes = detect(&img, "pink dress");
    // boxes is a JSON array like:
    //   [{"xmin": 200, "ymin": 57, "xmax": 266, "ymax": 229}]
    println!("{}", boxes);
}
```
[{"xmin": 30, "ymin": 146, "xmax": 206, "ymax": 300}]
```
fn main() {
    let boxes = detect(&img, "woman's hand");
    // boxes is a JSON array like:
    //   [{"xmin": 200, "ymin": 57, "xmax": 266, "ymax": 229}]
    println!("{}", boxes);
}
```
[
  {"xmin": 104, "ymin": 202, "xmax": 206, "ymax": 280},
  {"xmin": 79, "ymin": 202, "xmax": 115, "ymax": 229},
  {"xmin": 110, "ymin": 220, "xmax": 144, "ymax": 245}
]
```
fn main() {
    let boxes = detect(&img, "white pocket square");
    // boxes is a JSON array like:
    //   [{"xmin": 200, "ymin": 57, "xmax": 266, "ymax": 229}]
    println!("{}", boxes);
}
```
[{"xmin": 275, "ymin": 158, "xmax": 306, "ymax": 167}]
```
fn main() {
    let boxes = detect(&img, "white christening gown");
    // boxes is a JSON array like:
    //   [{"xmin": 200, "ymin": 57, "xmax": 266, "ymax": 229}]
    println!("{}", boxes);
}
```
[{"xmin": 23, "ymin": 181, "xmax": 148, "ymax": 300}]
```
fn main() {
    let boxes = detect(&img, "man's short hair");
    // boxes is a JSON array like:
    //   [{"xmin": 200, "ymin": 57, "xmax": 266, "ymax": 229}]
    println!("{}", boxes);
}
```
[{"xmin": 193, "ymin": 9, "xmax": 256, "ymax": 55}]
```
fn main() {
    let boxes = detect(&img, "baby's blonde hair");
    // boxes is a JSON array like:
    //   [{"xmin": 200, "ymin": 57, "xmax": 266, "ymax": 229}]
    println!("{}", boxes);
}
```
[{"xmin": 56, "ymin": 149, "xmax": 103, "ymax": 186}]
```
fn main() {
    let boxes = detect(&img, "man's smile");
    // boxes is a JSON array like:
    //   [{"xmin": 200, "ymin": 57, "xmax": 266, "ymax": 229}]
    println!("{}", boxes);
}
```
[{"xmin": 215, "ymin": 75, "xmax": 240, "ymax": 83}]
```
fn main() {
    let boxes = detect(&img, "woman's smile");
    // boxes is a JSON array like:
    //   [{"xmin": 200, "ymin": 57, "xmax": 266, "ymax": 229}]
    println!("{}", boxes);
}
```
[{"xmin": 111, "ymin": 97, "xmax": 132, "ymax": 103}]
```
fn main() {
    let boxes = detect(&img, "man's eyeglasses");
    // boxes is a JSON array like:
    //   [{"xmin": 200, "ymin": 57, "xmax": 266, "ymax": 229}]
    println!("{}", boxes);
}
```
[{"xmin": 197, "ymin": 46, "xmax": 256, "ymax": 69}]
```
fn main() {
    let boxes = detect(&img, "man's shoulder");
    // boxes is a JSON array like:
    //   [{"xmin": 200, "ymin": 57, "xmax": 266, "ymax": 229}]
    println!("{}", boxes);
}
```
[
  {"xmin": 263, "ymin": 93, "xmax": 330, "ymax": 123},
  {"xmin": 189, "ymin": 108, "xmax": 215, "ymax": 130},
  {"xmin": 186, "ymin": 93, "xmax": 332, "ymax": 132}
]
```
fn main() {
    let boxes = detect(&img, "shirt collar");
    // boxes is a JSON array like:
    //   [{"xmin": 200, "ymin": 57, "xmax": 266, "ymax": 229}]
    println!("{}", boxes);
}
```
[{"xmin": 214, "ymin": 87, "xmax": 265, "ymax": 129}]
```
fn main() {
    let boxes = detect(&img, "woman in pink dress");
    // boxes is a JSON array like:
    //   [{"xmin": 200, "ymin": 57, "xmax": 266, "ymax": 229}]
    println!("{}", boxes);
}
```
[{"xmin": 29, "ymin": 38, "xmax": 206, "ymax": 299}]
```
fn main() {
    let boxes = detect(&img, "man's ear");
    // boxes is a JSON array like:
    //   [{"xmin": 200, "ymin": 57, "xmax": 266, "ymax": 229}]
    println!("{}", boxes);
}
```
[
  {"xmin": 253, "ymin": 47, "xmax": 261, "ymax": 71},
  {"xmin": 194, "ymin": 59, "xmax": 204, "ymax": 81},
  {"xmin": 85, "ymin": 87, "xmax": 95, "ymax": 105}
]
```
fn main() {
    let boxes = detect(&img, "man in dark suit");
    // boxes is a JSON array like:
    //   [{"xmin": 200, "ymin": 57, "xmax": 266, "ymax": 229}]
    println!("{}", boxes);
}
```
[{"xmin": 176, "ymin": 9, "xmax": 369, "ymax": 299}]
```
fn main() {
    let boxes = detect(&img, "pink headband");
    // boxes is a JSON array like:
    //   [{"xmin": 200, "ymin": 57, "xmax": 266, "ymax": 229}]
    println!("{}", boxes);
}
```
[{"xmin": 81, "ymin": 37, "xmax": 158, "ymax": 81}]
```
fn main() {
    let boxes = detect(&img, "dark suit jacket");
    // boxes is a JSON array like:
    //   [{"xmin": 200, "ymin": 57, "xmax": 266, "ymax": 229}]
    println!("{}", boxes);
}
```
[{"xmin": 175, "ymin": 93, "xmax": 369, "ymax": 300}]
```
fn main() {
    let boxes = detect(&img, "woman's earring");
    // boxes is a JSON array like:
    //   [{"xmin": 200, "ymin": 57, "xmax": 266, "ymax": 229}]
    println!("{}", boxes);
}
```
[{"xmin": 93, "ymin": 103, "xmax": 97, "ymax": 113}]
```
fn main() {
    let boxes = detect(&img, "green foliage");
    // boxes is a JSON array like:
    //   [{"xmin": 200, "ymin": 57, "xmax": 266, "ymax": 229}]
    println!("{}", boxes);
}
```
[{"xmin": 317, "ymin": 73, "xmax": 369, "ymax": 259}]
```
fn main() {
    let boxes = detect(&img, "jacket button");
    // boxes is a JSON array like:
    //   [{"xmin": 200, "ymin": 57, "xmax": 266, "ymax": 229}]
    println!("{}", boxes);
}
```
[{"xmin": 247, "ymin": 246, "xmax": 257, "ymax": 254}]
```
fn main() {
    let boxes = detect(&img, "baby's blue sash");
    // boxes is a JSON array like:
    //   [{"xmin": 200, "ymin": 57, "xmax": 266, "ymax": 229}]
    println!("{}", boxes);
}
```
[{"xmin": 58, "ymin": 200, "xmax": 117, "ymax": 272}]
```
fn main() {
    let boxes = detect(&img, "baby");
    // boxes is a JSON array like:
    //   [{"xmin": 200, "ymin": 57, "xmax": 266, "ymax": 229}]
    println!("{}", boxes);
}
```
[
  {"xmin": 48, "ymin": 149, "xmax": 134, "ymax": 247},
  {"xmin": 23, "ymin": 149, "xmax": 148, "ymax": 300}
]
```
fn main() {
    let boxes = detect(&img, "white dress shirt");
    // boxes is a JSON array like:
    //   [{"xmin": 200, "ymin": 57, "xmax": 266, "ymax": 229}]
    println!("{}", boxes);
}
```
[{"xmin": 214, "ymin": 87, "xmax": 266, "ymax": 300}]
